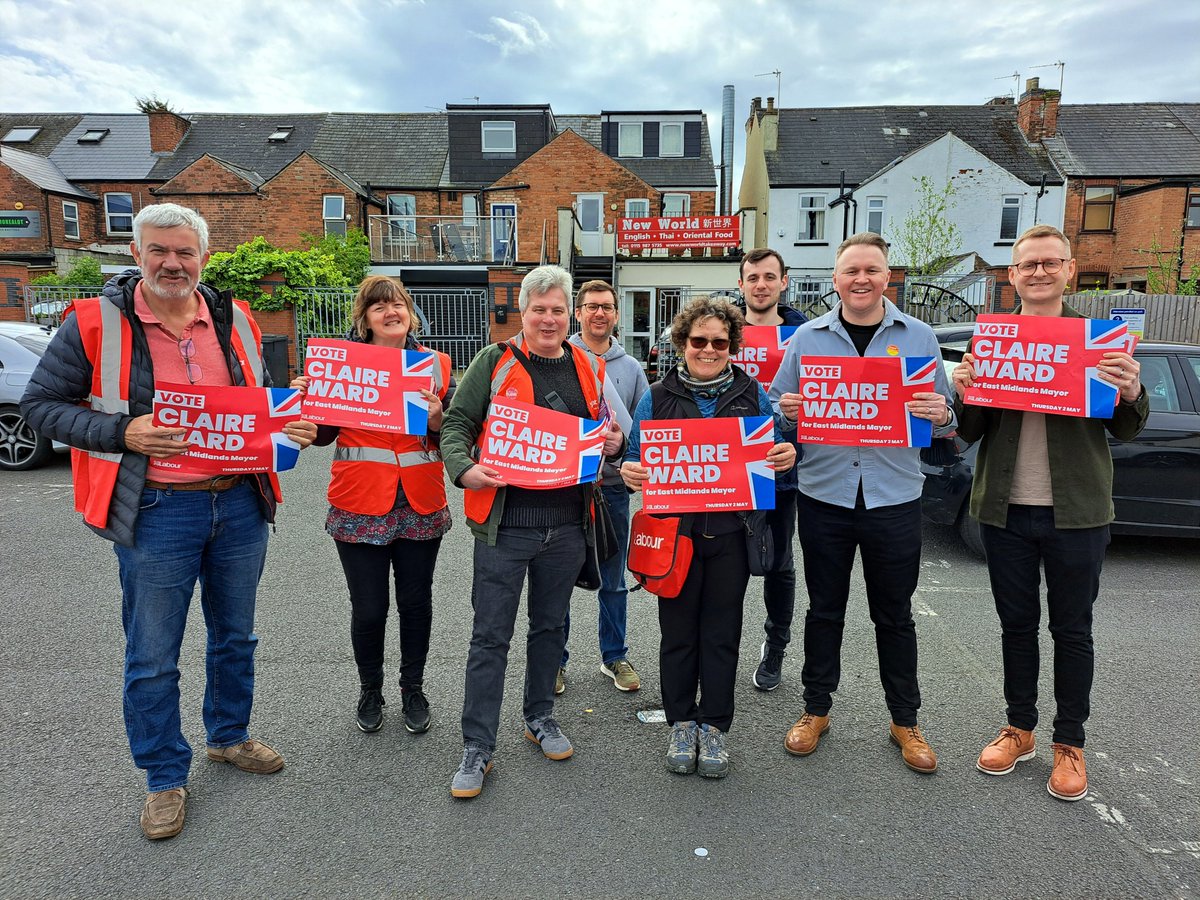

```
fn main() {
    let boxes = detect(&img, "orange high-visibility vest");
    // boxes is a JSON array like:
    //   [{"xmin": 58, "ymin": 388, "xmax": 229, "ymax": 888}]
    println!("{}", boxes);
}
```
[
  {"xmin": 327, "ymin": 347, "xmax": 452, "ymax": 516},
  {"xmin": 68, "ymin": 294, "xmax": 276, "ymax": 529},
  {"xmin": 464, "ymin": 336, "xmax": 605, "ymax": 526}
]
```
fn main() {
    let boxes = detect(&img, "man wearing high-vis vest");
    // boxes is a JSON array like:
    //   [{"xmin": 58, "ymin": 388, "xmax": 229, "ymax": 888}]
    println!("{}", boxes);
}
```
[{"xmin": 21, "ymin": 203, "xmax": 317, "ymax": 841}]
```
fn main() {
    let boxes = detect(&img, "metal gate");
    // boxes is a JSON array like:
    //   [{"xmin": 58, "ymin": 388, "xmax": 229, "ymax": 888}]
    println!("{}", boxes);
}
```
[
  {"xmin": 901, "ymin": 274, "xmax": 994, "ymax": 323},
  {"xmin": 293, "ymin": 287, "xmax": 490, "ymax": 367},
  {"xmin": 22, "ymin": 284, "xmax": 103, "ymax": 325}
]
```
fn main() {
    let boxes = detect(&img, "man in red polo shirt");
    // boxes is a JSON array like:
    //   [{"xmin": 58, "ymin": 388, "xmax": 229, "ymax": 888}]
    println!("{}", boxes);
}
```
[{"xmin": 22, "ymin": 203, "xmax": 316, "ymax": 840}]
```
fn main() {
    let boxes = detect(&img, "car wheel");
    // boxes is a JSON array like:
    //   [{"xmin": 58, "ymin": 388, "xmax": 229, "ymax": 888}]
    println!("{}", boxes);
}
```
[
  {"xmin": 957, "ymin": 506, "xmax": 985, "ymax": 559},
  {"xmin": 0, "ymin": 404, "xmax": 53, "ymax": 471}
]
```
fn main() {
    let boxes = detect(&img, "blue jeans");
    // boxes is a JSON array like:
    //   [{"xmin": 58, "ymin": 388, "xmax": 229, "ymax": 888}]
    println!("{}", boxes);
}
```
[
  {"xmin": 562, "ymin": 483, "xmax": 630, "ymax": 667},
  {"xmin": 461, "ymin": 524, "xmax": 584, "ymax": 752},
  {"xmin": 113, "ymin": 481, "xmax": 269, "ymax": 792}
]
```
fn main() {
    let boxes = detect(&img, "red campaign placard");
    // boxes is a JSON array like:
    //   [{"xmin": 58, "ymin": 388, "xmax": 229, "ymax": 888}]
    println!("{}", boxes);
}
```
[
  {"xmin": 615, "ymin": 215, "xmax": 740, "ymax": 250},
  {"xmin": 641, "ymin": 416, "xmax": 776, "ymax": 514},
  {"xmin": 732, "ymin": 325, "xmax": 799, "ymax": 392},
  {"xmin": 151, "ymin": 382, "xmax": 303, "ymax": 476},
  {"xmin": 301, "ymin": 339, "xmax": 433, "ymax": 434},
  {"xmin": 964, "ymin": 314, "xmax": 1127, "ymax": 418},
  {"xmin": 793, "ymin": 356, "xmax": 937, "ymax": 447},
  {"xmin": 476, "ymin": 398, "xmax": 607, "ymax": 489}
]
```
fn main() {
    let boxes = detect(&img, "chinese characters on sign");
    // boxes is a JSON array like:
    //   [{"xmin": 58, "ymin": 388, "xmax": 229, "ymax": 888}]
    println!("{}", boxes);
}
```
[{"xmin": 615, "ymin": 216, "xmax": 740, "ymax": 251}]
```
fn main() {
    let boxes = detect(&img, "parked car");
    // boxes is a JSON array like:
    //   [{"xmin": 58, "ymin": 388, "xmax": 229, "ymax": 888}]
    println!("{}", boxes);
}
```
[
  {"xmin": 645, "ymin": 326, "xmax": 675, "ymax": 382},
  {"xmin": 921, "ymin": 333, "xmax": 1200, "ymax": 556},
  {"xmin": 0, "ymin": 322, "xmax": 60, "ymax": 470}
]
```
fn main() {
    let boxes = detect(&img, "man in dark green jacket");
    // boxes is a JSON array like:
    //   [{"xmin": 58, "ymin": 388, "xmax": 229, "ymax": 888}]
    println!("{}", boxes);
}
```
[{"xmin": 952, "ymin": 225, "xmax": 1149, "ymax": 803}]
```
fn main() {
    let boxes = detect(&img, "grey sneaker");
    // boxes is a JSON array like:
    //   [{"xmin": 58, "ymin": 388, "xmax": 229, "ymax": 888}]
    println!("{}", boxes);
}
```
[
  {"xmin": 450, "ymin": 746, "xmax": 493, "ymax": 799},
  {"xmin": 666, "ymin": 720, "xmax": 699, "ymax": 774},
  {"xmin": 524, "ymin": 715, "xmax": 574, "ymax": 760},
  {"xmin": 697, "ymin": 723, "xmax": 730, "ymax": 778}
]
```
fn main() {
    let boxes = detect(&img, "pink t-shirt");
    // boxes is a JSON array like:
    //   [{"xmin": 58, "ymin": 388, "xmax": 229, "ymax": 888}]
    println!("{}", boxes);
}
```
[{"xmin": 135, "ymin": 283, "xmax": 233, "ymax": 482}]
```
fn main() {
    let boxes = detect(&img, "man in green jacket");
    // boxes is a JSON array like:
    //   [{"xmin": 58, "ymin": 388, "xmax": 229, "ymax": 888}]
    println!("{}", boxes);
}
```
[{"xmin": 952, "ymin": 225, "xmax": 1149, "ymax": 802}]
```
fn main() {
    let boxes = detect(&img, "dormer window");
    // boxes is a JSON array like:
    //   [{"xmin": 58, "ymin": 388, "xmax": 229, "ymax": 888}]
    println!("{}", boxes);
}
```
[
  {"xmin": 481, "ymin": 121, "xmax": 516, "ymax": 153},
  {"xmin": 660, "ymin": 123, "xmax": 683, "ymax": 157},
  {"xmin": 2, "ymin": 126, "xmax": 40, "ymax": 143},
  {"xmin": 78, "ymin": 129, "xmax": 110, "ymax": 143},
  {"xmin": 268, "ymin": 126, "xmax": 293, "ymax": 142},
  {"xmin": 618, "ymin": 123, "xmax": 642, "ymax": 157}
]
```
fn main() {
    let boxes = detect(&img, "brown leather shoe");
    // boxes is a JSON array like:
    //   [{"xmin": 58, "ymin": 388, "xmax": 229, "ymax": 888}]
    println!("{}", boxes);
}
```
[
  {"xmin": 784, "ymin": 713, "xmax": 830, "ymax": 756},
  {"xmin": 889, "ymin": 723, "xmax": 938, "ymax": 773},
  {"xmin": 140, "ymin": 787, "xmax": 187, "ymax": 840},
  {"xmin": 206, "ymin": 738, "xmax": 285, "ymax": 774},
  {"xmin": 977, "ymin": 725, "xmax": 1036, "ymax": 775},
  {"xmin": 1048, "ymin": 743, "xmax": 1088, "ymax": 801}
]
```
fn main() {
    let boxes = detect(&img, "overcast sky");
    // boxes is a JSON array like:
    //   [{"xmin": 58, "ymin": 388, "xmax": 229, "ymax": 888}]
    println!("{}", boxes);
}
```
[{"xmin": 2, "ymin": 0, "xmax": 1198, "ymax": 188}]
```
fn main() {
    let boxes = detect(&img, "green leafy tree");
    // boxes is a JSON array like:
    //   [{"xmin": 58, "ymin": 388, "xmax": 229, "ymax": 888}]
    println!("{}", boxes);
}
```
[
  {"xmin": 1140, "ymin": 231, "xmax": 1200, "ymax": 295},
  {"xmin": 890, "ymin": 176, "xmax": 962, "ymax": 276},
  {"xmin": 30, "ymin": 256, "xmax": 105, "ymax": 287},
  {"xmin": 301, "ymin": 228, "xmax": 371, "ymax": 286}
]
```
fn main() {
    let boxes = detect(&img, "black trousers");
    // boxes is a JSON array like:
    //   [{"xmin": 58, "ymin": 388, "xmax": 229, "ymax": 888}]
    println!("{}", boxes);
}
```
[
  {"xmin": 980, "ymin": 505, "xmax": 1109, "ymax": 747},
  {"xmin": 657, "ymin": 529, "xmax": 749, "ymax": 732},
  {"xmin": 334, "ymin": 536, "xmax": 443, "ymax": 690},
  {"xmin": 761, "ymin": 489, "xmax": 798, "ymax": 651},
  {"xmin": 796, "ymin": 492, "xmax": 923, "ymax": 726}
]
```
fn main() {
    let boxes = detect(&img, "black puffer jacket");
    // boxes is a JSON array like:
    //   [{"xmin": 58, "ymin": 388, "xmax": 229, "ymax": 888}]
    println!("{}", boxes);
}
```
[{"xmin": 20, "ymin": 271, "xmax": 278, "ymax": 546}]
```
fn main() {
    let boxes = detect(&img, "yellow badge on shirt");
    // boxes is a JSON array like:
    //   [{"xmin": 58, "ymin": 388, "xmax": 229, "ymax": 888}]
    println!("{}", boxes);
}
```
[{"xmin": 886, "ymin": 344, "xmax": 900, "ymax": 356}]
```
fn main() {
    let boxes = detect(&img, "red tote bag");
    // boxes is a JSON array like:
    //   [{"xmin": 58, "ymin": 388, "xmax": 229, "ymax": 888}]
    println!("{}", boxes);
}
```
[{"xmin": 627, "ymin": 510, "xmax": 693, "ymax": 599}]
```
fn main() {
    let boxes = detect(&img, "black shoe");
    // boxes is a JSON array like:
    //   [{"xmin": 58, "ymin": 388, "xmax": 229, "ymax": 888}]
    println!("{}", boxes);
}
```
[
  {"xmin": 402, "ymin": 689, "xmax": 431, "ymax": 734},
  {"xmin": 753, "ymin": 641, "xmax": 785, "ymax": 691},
  {"xmin": 357, "ymin": 686, "xmax": 385, "ymax": 733}
]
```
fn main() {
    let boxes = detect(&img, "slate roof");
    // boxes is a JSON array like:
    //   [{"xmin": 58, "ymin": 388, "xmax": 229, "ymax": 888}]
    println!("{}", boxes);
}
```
[
  {"xmin": 1044, "ymin": 104, "xmax": 1200, "ymax": 177},
  {"xmin": 0, "ymin": 113, "xmax": 82, "ymax": 157},
  {"xmin": 50, "ymin": 114, "xmax": 157, "ymax": 180},
  {"xmin": 554, "ymin": 114, "xmax": 716, "ymax": 187},
  {"xmin": 766, "ymin": 105, "xmax": 1061, "ymax": 187},
  {"xmin": 149, "ymin": 113, "xmax": 327, "ymax": 182},
  {"xmin": 310, "ymin": 113, "xmax": 447, "ymax": 188},
  {"xmin": 0, "ymin": 145, "xmax": 95, "ymax": 198}
]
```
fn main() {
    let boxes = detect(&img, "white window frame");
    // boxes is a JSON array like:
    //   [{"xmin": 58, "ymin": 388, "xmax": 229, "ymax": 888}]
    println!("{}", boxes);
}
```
[
  {"xmin": 659, "ymin": 123, "xmax": 683, "ymax": 157},
  {"xmin": 625, "ymin": 198, "xmax": 650, "ymax": 217},
  {"xmin": 1000, "ymin": 195, "xmax": 1021, "ymax": 241},
  {"xmin": 618, "ymin": 122, "xmax": 643, "ymax": 158},
  {"xmin": 797, "ymin": 193, "xmax": 826, "ymax": 242},
  {"xmin": 865, "ymin": 197, "xmax": 885, "ymax": 235},
  {"xmin": 663, "ymin": 194, "xmax": 690, "ymax": 217},
  {"xmin": 481, "ymin": 121, "xmax": 516, "ymax": 153},
  {"xmin": 104, "ymin": 192, "xmax": 133, "ymax": 235},
  {"xmin": 386, "ymin": 193, "xmax": 417, "ymax": 240},
  {"xmin": 62, "ymin": 201, "xmax": 80, "ymax": 240},
  {"xmin": 323, "ymin": 194, "xmax": 346, "ymax": 236}
]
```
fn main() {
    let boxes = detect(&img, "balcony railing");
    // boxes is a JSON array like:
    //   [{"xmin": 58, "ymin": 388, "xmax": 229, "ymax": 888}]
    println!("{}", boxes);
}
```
[{"xmin": 367, "ymin": 215, "xmax": 514, "ymax": 264}]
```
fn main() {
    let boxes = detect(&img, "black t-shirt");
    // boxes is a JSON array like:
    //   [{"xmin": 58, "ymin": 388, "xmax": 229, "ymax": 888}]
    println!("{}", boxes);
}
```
[{"xmin": 838, "ymin": 311, "xmax": 881, "ymax": 357}]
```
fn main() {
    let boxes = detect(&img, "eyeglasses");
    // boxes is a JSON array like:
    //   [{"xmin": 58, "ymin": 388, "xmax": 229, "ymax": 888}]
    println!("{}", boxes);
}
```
[
  {"xmin": 1014, "ymin": 258, "xmax": 1068, "ymax": 275},
  {"xmin": 581, "ymin": 302, "xmax": 617, "ymax": 313},
  {"xmin": 687, "ymin": 336, "xmax": 730, "ymax": 351},
  {"xmin": 178, "ymin": 338, "xmax": 201, "ymax": 384}
]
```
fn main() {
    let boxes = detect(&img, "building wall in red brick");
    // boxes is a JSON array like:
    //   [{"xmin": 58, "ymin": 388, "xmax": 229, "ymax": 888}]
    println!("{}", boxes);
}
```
[
  {"xmin": 0, "ymin": 165, "xmax": 52, "ymax": 255},
  {"xmin": 487, "ymin": 266, "xmax": 529, "ymax": 343}
]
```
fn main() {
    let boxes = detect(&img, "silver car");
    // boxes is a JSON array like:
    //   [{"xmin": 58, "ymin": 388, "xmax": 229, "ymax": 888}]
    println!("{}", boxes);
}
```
[{"xmin": 0, "ymin": 321, "xmax": 59, "ymax": 470}]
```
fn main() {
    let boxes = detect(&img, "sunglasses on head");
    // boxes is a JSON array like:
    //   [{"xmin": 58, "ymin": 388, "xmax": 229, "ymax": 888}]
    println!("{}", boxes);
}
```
[{"xmin": 688, "ymin": 336, "xmax": 730, "ymax": 351}]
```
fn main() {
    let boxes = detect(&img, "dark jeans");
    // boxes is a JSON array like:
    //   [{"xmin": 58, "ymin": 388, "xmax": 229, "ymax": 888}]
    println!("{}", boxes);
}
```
[
  {"xmin": 658, "ymin": 530, "xmax": 750, "ymax": 732},
  {"xmin": 761, "ymin": 489, "xmax": 798, "ymax": 651},
  {"xmin": 334, "ymin": 536, "xmax": 443, "ymax": 690},
  {"xmin": 796, "ymin": 492, "xmax": 924, "ymax": 726},
  {"xmin": 563, "ymin": 483, "xmax": 631, "ymax": 666},
  {"xmin": 980, "ymin": 505, "xmax": 1110, "ymax": 747},
  {"xmin": 461, "ymin": 524, "xmax": 584, "ymax": 752}
]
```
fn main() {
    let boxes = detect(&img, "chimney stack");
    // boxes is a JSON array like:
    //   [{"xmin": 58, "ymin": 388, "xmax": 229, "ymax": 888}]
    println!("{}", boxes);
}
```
[
  {"xmin": 1017, "ymin": 75, "xmax": 1060, "ymax": 143},
  {"xmin": 148, "ymin": 109, "xmax": 190, "ymax": 154},
  {"xmin": 761, "ymin": 96, "xmax": 779, "ymax": 153}
]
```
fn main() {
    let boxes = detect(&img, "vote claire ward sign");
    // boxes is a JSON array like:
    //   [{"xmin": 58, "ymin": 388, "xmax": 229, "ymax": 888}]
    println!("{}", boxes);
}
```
[{"xmin": 615, "ymin": 216, "xmax": 740, "ymax": 251}]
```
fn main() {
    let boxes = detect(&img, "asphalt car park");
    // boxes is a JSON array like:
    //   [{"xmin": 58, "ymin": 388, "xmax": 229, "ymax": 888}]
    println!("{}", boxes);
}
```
[{"xmin": 920, "ymin": 324, "xmax": 1200, "ymax": 555}]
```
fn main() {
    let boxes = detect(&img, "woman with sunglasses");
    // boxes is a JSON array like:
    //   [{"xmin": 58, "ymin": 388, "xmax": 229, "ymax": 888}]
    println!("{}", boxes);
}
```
[
  {"xmin": 293, "ymin": 276, "xmax": 453, "ymax": 735},
  {"xmin": 621, "ymin": 295, "xmax": 795, "ymax": 778}
]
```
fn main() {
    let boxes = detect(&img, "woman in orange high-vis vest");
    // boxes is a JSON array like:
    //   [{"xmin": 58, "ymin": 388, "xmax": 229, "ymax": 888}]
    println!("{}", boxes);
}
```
[{"xmin": 293, "ymin": 277, "xmax": 452, "ymax": 736}]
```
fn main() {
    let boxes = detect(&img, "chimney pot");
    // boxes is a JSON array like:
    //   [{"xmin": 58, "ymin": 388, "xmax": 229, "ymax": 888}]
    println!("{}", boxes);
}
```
[
  {"xmin": 1025, "ymin": 76, "xmax": 1040, "ymax": 92},
  {"xmin": 766, "ymin": 97, "xmax": 775, "ymax": 110}
]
